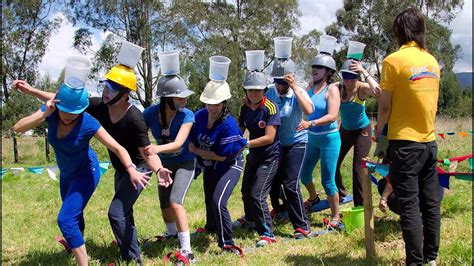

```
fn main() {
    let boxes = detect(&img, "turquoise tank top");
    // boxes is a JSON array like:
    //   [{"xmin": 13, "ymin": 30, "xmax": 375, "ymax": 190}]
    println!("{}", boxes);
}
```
[
  {"xmin": 307, "ymin": 84, "xmax": 338, "ymax": 134},
  {"xmin": 339, "ymin": 83, "xmax": 370, "ymax": 130}
]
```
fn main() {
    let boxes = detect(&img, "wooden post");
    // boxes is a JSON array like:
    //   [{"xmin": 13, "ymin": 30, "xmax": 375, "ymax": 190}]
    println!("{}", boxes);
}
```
[
  {"xmin": 12, "ymin": 130, "xmax": 19, "ymax": 163},
  {"xmin": 45, "ymin": 129, "xmax": 50, "ymax": 162},
  {"xmin": 362, "ymin": 165, "xmax": 375, "ymax": 258}
]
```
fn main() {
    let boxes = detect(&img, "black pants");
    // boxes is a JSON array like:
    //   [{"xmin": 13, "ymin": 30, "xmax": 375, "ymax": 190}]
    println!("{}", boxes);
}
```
[
  {"xmin": 388, "ymin": 140, "xmax": 440, "ymax": 265},
  {"xmin": 270, "ymin": 142, "xmax": 310, "ymax": 231},
  {"xmin": 335, "ymin": 125, "xmax": 372, "ymax": 206},
  {"xmin": 203, "ymin": 159, "xmax": 243, "ymax": 247},
  {"xmin": 108, "ymin": 170, "xmax": 144, "ymax": 264},
  {"xmin": 241, "ymin": 152, "xmax": 279, "ymax": 237}
]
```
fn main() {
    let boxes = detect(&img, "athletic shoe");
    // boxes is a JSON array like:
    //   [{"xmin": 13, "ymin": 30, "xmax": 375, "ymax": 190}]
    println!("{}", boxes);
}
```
[
  {"xmin": 294, "ymin": 228, "xmax": 311, "ymax": 239},
  {"xmin": 222, "ymin": 245, "xmax": 244, "ymax": 257},
  {"xmin": 322, "ymin": 218, "xmax": 345, "ymax": 231},
  {"xmin": 231, "ymin": 216, "xmax": 256, "ymax": 229},
  {"xmin": 255, "ymin": 236, "xmax": 276, "ymax": 247},
  {"xmin": 163, "ymin": 250, "xmax": 196, "ymax": 265}
]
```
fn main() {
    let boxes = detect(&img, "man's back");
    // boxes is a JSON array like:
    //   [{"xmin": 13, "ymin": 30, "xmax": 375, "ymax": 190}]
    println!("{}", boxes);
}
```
[{"xmin": 381, "ymin": 41, "xmax": 440, "ymax": 142}]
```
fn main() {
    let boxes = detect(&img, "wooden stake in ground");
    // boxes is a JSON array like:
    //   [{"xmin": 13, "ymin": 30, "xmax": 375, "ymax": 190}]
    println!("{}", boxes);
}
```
[{"xmin": 361, "ymin": 160, "xmax": 375, "ymax": 258}]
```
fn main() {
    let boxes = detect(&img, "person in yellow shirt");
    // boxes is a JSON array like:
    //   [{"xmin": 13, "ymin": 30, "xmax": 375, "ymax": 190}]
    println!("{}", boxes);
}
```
[{"xmin": 376, "ymin": 7, "xmax": 441, "ymax": 266}]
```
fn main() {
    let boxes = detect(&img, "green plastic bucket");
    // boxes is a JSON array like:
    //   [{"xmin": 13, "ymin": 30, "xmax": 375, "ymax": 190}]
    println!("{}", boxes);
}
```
[{"xmin": 341, "ymin": 206, "xmax": 364, "ymax": 234}]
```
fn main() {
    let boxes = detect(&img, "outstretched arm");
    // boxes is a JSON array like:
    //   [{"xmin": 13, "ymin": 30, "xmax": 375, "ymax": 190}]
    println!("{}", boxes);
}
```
[
  {"xmin": 139, "ymin": 148, "xmax": 173, "ymax": 187},
  {"xmin": 94, "ymin": 127, "xmax": 150, "ymax": 190},
  {"xmin": 13, "ymin": 98, "xmax": 58, "ymax": 133},
  {"xmin": 13, "ymin": 80, "xmax": 55, "ymax": 101},
  {"xmin": 144, "ymin": 122, "xmax": 193, "ymax": 155}
]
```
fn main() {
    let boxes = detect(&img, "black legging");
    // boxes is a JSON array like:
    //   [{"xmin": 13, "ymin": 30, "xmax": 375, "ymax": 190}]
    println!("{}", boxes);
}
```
[{"xmin": 335, "ymin": 124, "xmax": 372, "ymax": 206}]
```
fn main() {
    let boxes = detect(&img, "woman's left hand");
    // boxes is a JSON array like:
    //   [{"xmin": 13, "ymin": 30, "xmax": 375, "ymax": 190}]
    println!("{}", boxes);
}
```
[
  {"xmin": 157, "ymin": 167, "xmax": 173, "ymax": 188},
  {"xmin": 296, "ymin": 120, "xmax": 312, "ymax": 132},
  {"xmin": 350, "ymin": 60, "xmax": 365, "ymax": 73}
]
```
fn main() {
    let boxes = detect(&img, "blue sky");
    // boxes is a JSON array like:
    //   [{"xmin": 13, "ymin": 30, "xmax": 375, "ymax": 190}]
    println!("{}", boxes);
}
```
[{"xmin": 39, "ymin": 1, "xmax": 472, "ymax": 80}]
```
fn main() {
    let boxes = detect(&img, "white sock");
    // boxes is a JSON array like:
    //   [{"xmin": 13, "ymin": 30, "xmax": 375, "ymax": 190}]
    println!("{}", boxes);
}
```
[
  {"xmin": 166, "ymin": 222, "xmax": 177, "ymax": 235},
  {"xmin": 178, "ymin": 231, "xmax": 191, "ymax": 253}
]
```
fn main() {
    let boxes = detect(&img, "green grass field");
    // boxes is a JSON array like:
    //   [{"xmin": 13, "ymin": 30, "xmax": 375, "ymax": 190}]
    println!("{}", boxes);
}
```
[{"xmin": 2, "ymin": 117, "xmax": 472, "ymax": 265}]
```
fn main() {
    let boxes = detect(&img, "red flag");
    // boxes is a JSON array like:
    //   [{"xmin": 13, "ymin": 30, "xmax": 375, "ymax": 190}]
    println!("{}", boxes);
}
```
[{"xmin": 438, "ymin": 133, "xmax": 445, "ymax": 140}]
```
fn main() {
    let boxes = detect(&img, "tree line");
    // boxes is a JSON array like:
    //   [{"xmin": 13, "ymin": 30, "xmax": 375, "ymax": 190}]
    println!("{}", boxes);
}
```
[{"xmin": 2, "ymin": 0, "xmax": 470, "ymax": 137}]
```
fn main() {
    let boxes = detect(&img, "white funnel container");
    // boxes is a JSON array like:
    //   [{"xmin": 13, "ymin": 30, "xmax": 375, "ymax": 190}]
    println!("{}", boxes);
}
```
[
  {"xmin": 245, "ymin": 50, "xmax": 265, "ymax": 71},
  {"xmin": 209, "ymin": 56, "xmax": 231, "ymax": 81},
  {"xmin": 274, "ymin": 37, "xmax": 293, "ymax": 58},
  {"xmin": 117, "ymin": 41, "xmax": 144, "ymax": 68},
  {"xmin": 319, "ymin": 35, "xmax": 337, "ymax": 55},
  {"xmin": 347, "ymin": 41, "xmax": 366, "ymax": 60},
  {"xmin": 64, "ymin": 55, "xmax": 92, "ymax": 88},
  {"xmin": 159, "ymin": 51, "xmax": 180, "ymax": 76}
]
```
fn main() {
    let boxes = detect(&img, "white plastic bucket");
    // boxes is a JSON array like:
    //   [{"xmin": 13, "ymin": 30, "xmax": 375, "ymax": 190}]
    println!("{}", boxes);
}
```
[
  {"xmin": 319, "ymin": 35, "xmax": 337, "ymax": 55},
  {"xmin": 209, "ymin": 56, "xmax": 231, "ymax": 81},
  {"xmin": 274, "ymin": 37, "xmax": 293, "ymax": 58},
  {"xmin": 64, "ymin": 56, "xmax": 92, "ymax": 88},
  {"xmin": 347, "ymin": 41, "xmax": 366, "ymax": 60},
  {"xmin": 117, "ymin": 41, "xmax": 144, "ymax": 68},
  {"xmin": 245, "ymin": 50, "xmax": 265, "ymax": 71},
  {"xmin": 159, "ymin": 51, "xmax": 180, "ymax": 76}
]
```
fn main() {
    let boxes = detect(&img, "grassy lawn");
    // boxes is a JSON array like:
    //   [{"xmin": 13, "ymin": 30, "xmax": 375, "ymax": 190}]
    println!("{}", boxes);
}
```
[{"xmin": 2, "ymin": 117, "xmax": 472, "ymax": 265}]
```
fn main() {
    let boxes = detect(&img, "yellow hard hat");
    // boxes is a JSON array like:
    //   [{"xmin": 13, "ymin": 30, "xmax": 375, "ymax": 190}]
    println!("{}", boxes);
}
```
[{"xmin": 104, "ymin": 64, "xmax": 137, "ymax": 91}]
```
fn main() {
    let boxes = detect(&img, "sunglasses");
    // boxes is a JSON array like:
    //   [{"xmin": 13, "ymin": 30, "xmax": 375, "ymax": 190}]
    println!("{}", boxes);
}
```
[{"xmin": 312, "ymin": 65, "xmax": 325, "ymax": 70}]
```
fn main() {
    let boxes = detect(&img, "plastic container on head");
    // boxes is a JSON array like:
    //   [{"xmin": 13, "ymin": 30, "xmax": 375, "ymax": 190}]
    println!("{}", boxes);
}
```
[
  {"xmin": 274, "ymin": 37, "xmax": 293, "ymax": 59},
  {"xmin": 245, "ymin": 50, "xmax": 265, "ymax": 71},
  {"xmin": 319, "ymin": 35, "xmax": 337, "ymax": 55},
  {"xmin": 209, "ymin": 56, "xmax": 231, "ymax": 81},
  {"xmin": 159, "ymin": 51, "xmax": 180, "ymax": 76},
  {"xmin": 346, "ymin": 41, "xmax": 366, "ymax": 60},
  {"xmin": 64, "ymin": 55, "xmax": 92, "ymax": 88},
  {"xmin": 117, "ymin": 41, "xmax": 144, "ymax": 68}
]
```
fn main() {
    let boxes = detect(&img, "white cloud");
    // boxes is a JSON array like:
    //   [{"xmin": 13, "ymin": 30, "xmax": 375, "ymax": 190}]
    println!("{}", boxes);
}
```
[
  {"xmin": 450, "ymin": 0, "xmax": 472, "ymax": 72},
  {"xmin": 297, "ymin": 0, "xmax": 343, "ymax": 35},
  {"xmin": 38, "ymin": 12, "xmax": 105, "ymax": 81}
]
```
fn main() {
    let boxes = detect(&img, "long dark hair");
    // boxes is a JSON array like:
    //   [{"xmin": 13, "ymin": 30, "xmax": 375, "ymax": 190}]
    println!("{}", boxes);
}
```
[
  {"xmin": 159, "ymin": 97, "xmax": 175, "ymax": 142},
  {"xmin": 393, "ymin": 7, "xmax": 426, "ymax": 49}
]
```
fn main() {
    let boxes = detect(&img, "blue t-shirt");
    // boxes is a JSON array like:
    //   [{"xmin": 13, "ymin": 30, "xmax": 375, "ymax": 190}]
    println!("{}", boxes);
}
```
[
  {"xmin": 238, "ymin": 97, "xmax": 281, "ymax": 157},
  {"xmin": 43, "ymin": 108, "xmax": 100, "ymax": 179},
  {"xmin": 307, "ymin": 84, "xmax": 338, "ymax": 135},
  {"xmin": 143, "ymin": 104, "xmax": 195, "ymax": 164},
  {"xmin": 190, "ymin": 108, "xmax": 247, "ymax": 174},
  {"xmin": 266, "ymin": 85, "xmax": 311, "ymax": 146}
]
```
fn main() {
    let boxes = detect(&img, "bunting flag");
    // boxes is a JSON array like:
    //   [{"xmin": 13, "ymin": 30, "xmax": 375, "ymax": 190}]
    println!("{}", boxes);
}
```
[
  {"xmin": 11, "ymin": 168, "xmax": 24, "ymax": 176},
  {"xmin": 370, "ymin": 174, "xmax": 379, "ymax": 185},
  {"xmin": 45, "ymin": 166, "xmax": 59, "ymax": 181},
  {"xmin": 446, "ymin": 132, "xmax": 455, "ymax": 135},
  {"xmin": 363, "ymin": 154, "xmax": 473, "ymax": 190},
  {"xmin": 27, "ymin": 167, "xmax": 44, "ymax": 175},
  {"xmin": 99, "ymin": 162, "xmax": 110, "ymax": 176},
  {"xmin": 438, "ymin": 133, "xmax": 445, "ymax": 140},
  {"xmin": 1, "ymin": 168, "xmax": 7, "ymax": 179},
  {"xmin": 2, "ymin": 161, "xmax": 111, "ymax": 181},
  {"xmin": 459, "ymin": 131, "xmax": 469, "ymax": 138}
]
